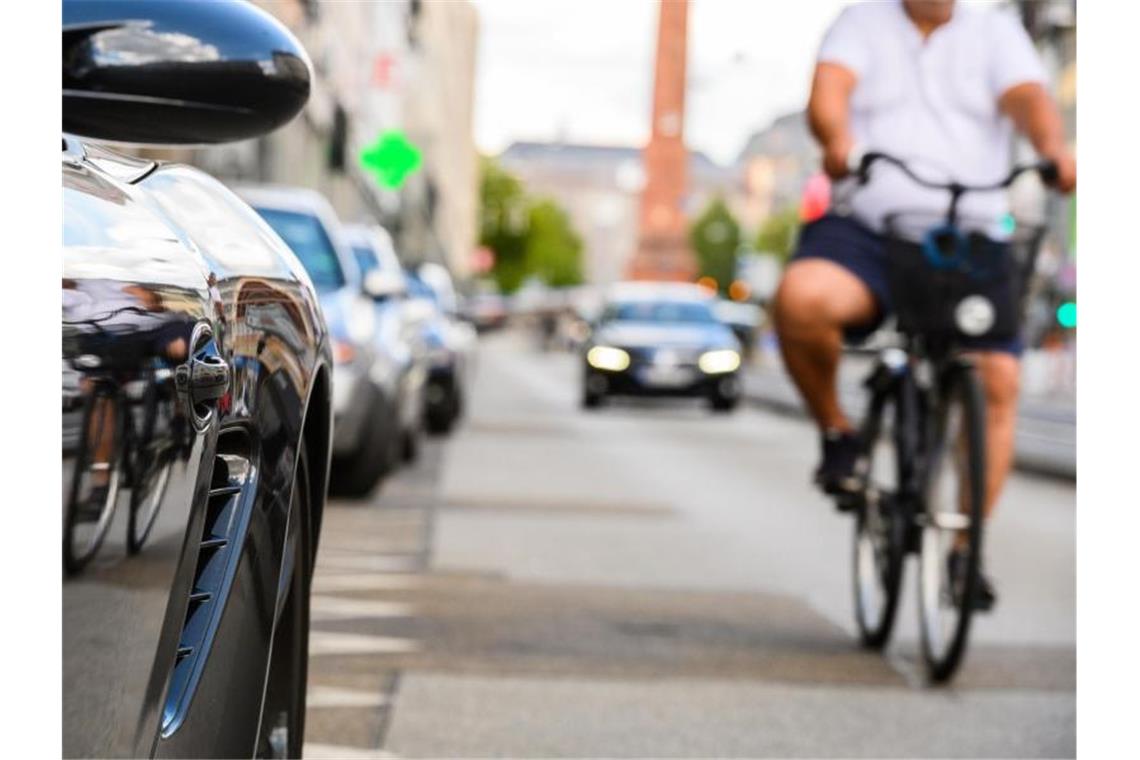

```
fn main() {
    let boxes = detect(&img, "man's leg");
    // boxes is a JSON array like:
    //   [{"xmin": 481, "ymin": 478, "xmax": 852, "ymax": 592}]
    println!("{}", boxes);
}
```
[
  {"xmin": 772, "ymin": 258, "xmax": 878, "ymax": 432},
  {"xmin": 971, "ymin": 351, "xmax": 1021, "ymax": 519}
]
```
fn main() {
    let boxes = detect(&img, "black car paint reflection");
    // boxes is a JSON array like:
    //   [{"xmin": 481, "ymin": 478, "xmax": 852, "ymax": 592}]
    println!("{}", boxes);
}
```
[{"xmin": 62, "ymin": 143, "xmax": 331, "ymax": 758}]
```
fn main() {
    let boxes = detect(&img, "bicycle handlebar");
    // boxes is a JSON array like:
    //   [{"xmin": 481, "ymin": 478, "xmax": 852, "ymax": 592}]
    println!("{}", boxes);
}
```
[{"xmin": 847, "ymin": 147, "xmax": 1059, "ymax": 194}]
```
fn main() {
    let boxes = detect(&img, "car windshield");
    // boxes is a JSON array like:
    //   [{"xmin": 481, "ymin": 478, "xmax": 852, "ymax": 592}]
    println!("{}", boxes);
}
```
[
  {"xmin": 603, "ymin": 300, "xmax": 716, "ymax": 324},
  {"xmin": 405, "ymin": 271, "xmax": 438, "ymax": 303},
  {"xmin": 255, "ymin": 208, "xmax": 346, "ymax": 291}
]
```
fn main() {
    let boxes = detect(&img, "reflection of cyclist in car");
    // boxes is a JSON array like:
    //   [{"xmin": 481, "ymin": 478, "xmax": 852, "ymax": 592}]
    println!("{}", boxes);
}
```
[
  {"xmin": 772, "ymin": 0, "xmax": 1074, "ymax": 607},
  {"xmin": 65, "ymin": 280, "xmax": 190, "ymax": 512}
]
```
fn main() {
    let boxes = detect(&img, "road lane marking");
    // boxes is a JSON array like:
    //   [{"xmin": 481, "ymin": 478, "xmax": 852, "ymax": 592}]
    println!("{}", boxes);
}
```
[
  {"xmin": 316, "ymin": 553, "xmax": 422, "ymax": 574},
  {"xmin": 311, "ymin": 595, "xmax": 415, "ymax": 621},
  {"xmin": 309, "ymin": 631, "xmax": 420, "ymax": 656},
  {"xmin": 312, "ymin": 573, "xmax": 421, "ymax": 593},
  {"xmin": 307, "ymin": 686, "xmax": 391, "ymax": 709},
  {"xmin": 303, "ymin": 743, "xmax": 398, "ymax": 759}
]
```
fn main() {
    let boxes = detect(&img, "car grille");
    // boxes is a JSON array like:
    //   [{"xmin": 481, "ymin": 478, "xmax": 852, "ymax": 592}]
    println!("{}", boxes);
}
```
[{"xmin": 620, "ymin": 346, "xmax": 702, "ymax": 367}]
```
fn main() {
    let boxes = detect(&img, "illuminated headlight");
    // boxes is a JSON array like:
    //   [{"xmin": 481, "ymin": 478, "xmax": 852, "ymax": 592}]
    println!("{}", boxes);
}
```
[
  {"xmin": 587, "ymin": 346, "xmax": 631, "ymax": 372},
  {"xmin": 698, "ymin": 349, "xmax": 741, "ymax": 374}
]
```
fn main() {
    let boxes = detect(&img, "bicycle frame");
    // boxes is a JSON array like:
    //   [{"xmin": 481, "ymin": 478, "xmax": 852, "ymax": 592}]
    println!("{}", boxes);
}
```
[{"xmin": 858, "ymin": 336, "xmax": 979, "ymax": 549}]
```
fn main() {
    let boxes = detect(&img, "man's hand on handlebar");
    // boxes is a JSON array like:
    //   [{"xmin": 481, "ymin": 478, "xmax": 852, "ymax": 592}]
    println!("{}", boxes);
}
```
[
  {"xmin": 823, "ymin": 135, "xmax": 856, "ymax": 180},
  {"xmin": 1040, "ymin": 145, "xmax": 1076, "ymax": 193}
]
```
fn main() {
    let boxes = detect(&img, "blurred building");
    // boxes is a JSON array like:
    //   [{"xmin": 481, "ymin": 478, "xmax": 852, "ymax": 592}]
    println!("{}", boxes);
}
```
[
  {"xmin": 734, "ymin": 111, "xmax": 819, "ymax": 231},
  {"xmin": 499, "ymin": 141, "xmax": 734, "ymax": 286},
  {"xmin": 186, "ymin": 0, "xmax": 480, "ymax": 279}
]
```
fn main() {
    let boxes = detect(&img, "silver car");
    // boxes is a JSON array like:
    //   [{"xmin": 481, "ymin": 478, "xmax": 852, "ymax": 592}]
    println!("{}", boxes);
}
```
[{"xmin": 237, "ymin": 186, "xmax": 408, "ymax": 496}]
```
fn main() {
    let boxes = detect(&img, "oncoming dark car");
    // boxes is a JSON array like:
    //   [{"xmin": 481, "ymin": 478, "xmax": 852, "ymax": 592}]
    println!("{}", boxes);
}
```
[
  {"xmin": 582, "ymin": 283, "xmax": 742, "ymax": 412},
  {"xmin": 62, "ymin": 1, "xmax": 330, "ymax": 757}
]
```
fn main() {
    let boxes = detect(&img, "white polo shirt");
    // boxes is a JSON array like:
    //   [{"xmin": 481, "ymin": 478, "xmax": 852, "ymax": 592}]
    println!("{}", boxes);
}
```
[{"xmin": 820, "ymin": 1, "xmax": 1048, "ymax": 231}]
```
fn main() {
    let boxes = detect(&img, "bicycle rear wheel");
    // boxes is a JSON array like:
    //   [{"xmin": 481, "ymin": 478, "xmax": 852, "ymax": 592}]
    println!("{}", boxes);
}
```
[
  {"xmin": 918, "ymin": 365, "xmax": 986, "ymax": 682},
  {"xmin": 852, "ymin": 390, "xmax": 906, "ymax": 648},
  {"xmin": 128, "ymin": 381, "xmax": 175, "ymax": 554}
]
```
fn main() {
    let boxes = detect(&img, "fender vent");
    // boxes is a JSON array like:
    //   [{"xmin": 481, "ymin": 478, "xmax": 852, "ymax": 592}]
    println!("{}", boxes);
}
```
[{"xmin": 160, "ymin": 439, "xmax": 253, "ymax": 736}]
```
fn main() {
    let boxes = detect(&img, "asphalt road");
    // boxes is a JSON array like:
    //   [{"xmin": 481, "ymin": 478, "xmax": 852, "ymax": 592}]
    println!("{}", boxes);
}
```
[{"xmin": 304, "ymin": 329, "xmax": 1075, "ymax": 759}]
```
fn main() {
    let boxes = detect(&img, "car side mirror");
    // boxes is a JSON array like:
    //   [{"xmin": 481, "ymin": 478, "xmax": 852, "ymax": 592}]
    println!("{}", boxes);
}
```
[
  {"xmin": 363, "ymin": 270, "xmax": 407, "ymax": 301},
  {"xmin": 62, "ymin": 0, "xmax": 311, "ymax": 144}
]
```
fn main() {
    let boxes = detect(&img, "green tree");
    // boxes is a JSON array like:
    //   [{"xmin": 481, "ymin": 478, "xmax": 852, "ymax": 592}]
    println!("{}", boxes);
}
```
[
  {"xmin": 478, "ymin": 157, "xmax": 585, "ymax": 292},
  {"xmin": 754, "ymin": 206, "xmax": 801, "ymax": 264},
  {"xmin": 526, "ymin": 199, "xmax": 584, "ymax": 288},
  {"xmin": 689, "ymin": 197, "xmax": 741, "ymax": 294},
  {"xmin": 479, "ymin": 157, "xmax": 530, "ymax": 293}
]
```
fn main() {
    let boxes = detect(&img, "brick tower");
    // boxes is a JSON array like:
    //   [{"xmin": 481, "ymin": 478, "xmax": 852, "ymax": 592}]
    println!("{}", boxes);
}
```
[{"xmin": 628, "ymin": 0, "xmax": 695, "ymax": 282}]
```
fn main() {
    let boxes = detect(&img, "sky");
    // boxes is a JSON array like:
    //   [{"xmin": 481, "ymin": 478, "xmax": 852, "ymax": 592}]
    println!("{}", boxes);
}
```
[{"xmin": 469, "ymin": 0, "xmax": 853, "ymax": 165}]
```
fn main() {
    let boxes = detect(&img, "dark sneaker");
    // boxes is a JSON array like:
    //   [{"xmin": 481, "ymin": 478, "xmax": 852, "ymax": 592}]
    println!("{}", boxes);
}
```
[
  {"xmin": 947, "ymin": 549, "xmax": 997, "ymax": 612},
  {"xmin": 814, "ymin": 429, "xmax": 861, "ymax": 497}
]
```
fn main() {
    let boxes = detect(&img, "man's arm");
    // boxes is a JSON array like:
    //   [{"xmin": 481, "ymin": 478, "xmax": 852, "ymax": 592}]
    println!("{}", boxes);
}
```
[
  {"xmin": 999, "ymin": 82, "xmax": 1076, "ymax": 192},
  {"xmin": 808, "ymin": 62, "xmax": 859, "ymax": 179}
]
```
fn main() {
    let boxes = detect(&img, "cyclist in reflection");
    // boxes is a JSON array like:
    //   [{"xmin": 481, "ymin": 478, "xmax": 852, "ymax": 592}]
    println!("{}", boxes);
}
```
[
  {"xmin": 772, "ymin": 0, "xmax": 1074, "ymax": 608},
  {"xmin": 64, "ymin": 279, "xmax": 190, "ymax": 567}
]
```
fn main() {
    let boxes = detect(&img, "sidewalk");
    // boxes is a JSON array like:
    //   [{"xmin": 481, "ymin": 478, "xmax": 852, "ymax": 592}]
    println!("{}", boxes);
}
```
[{"xmin": 742, "ymin": 351, "xmax": 1076, "ymax": 479}]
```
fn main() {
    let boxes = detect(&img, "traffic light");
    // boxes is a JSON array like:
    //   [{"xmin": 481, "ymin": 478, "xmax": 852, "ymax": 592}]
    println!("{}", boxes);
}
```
[{"xmin": 1056, "ymin": 301, "xmax": 1076, "ymax": 329}]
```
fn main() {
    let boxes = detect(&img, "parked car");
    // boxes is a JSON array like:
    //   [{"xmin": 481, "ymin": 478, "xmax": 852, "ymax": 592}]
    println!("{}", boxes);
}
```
[
  {"xmin": 465, "ymin": 290, "xmax": 509, "ymax": 332},
  {"xmin": 236, "ymin": 186, "xmax": 407, "ymax": 496},
  {"xmin": 581, "ymin": 282, "xmax": 742, "ymax": 412},
  {"xmin": 343, "ymin": 223, "xmax": 428, "ymax": 459},
  {"xmin": 62, "ymin": 1, "xmax": 328, "ymax": 757},
  {"xmin": 409, "ymin": 263, "xmax": 477, "ymax": 433}
]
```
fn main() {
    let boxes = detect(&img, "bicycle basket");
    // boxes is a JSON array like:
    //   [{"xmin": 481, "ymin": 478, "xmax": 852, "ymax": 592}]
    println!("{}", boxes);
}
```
[{"xmin": 881, "ymin": 213, "xmax": 1045, "ymax": 343}]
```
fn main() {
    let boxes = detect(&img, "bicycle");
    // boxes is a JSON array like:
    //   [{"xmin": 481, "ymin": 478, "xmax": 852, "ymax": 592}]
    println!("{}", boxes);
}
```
[
  {"xmin": 64, "ymin": 320, "xmax": 182, "ymax": 575},
  {"xmin": 840, "ymin": 150, "xmax": 1058, "ymax": 682}
]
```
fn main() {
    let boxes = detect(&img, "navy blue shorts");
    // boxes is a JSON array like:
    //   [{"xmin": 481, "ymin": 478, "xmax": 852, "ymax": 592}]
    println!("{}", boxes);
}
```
[{"xmin": 790, "ymin": 214, "xmax": 1023, "ymax": 356}]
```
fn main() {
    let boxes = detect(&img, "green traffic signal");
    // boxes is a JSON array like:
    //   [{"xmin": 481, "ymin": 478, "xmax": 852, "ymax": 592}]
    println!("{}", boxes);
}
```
[
  {"xmin": 1056, "ymin": 301, "xmax": 1076, "ymax": 329},
  {"xmin": 359, "ymin": 130, "xmax": 422, "ymax": 189}
]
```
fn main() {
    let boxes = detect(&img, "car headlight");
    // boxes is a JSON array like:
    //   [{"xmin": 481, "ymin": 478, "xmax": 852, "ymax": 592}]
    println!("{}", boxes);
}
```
[
  {"xmin": 698, "ymin": 349, "xmax": 740, "ymax": 374},
  {"xmin": 587, "ymin": 345, "xmax": 631, "ymax": 372}
]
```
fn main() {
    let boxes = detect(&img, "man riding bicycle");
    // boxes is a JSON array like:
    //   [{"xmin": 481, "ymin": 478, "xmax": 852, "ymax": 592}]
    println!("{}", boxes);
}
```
[{"xmin": 773, "ymin": 0, "xmax": 1075, "ymax": 609}]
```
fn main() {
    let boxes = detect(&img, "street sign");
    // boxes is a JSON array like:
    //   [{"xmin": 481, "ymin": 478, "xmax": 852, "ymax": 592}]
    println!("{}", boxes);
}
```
[{"xmin": 359, "ymin": 130, "xmax": 422, "ymax": 189}]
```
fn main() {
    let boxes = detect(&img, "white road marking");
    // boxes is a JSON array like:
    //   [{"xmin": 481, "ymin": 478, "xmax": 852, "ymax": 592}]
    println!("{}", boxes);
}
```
[
  {"xmin": 319, "ymin": 539, "xmax": 423, "ymax": 555},
  {"xmin": 312, "ymin": 573, "xmax": 420, "ymax": 593},
  {"xmin": 303, "ymin": 743, "xmax": 398, "ymax": 759},
  {"xmin": 311, "ymin": 595, "xmax": 415, "ymax": 621},
  {"xmin": 307, "ymin": 685, "xmax": 391, "ymax": 709},
  {"xmin": 309, "ymin": 631, "xmax": 420, "ymax": 656},
  {"xmin": 316, "ymin": 553, "xmax": 420, "ymax": 573}
]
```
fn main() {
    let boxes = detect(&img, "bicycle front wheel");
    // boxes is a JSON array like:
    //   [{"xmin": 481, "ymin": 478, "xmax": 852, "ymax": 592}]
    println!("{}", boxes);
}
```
[{"xmin": 918, "ymin": 364, "xmax": 986, "ymax": 682}]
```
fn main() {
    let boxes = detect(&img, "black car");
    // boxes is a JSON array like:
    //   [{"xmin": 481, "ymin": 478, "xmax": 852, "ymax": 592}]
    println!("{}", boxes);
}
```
[
  {"xmin": 62, "ymin": 1, "xmax": 330, "ymax": 757},
  {"xmin": 582, "ymin": 283, "xmax": 743, "ymax": 412}
]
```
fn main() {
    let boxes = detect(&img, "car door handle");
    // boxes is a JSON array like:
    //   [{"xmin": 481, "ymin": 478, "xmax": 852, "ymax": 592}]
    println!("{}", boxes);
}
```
[{"xmin": 176, "ymin": 355, "xmax": 229, "ymax": 406}]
